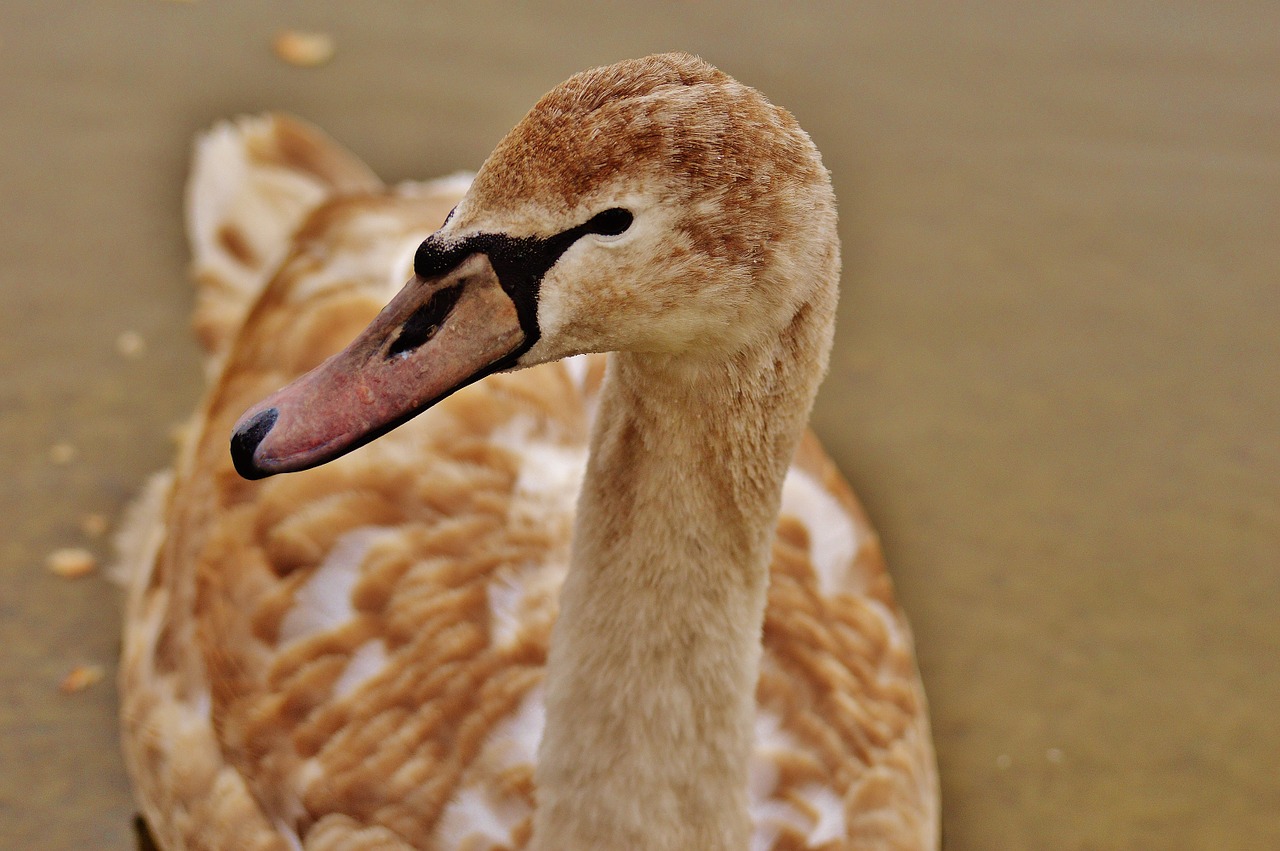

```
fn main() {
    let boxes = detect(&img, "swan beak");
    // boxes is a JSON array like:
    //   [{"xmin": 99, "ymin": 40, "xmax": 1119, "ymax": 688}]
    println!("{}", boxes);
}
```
[{"xmin": 230, "ymin": 253, "xmax": 524, "ymax": 479}]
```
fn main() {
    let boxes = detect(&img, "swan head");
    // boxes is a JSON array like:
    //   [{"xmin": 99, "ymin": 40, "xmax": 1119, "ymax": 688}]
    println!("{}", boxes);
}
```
[{"xmin": 231, "ymin": 52, "xmax": 838, "ymax": 479}]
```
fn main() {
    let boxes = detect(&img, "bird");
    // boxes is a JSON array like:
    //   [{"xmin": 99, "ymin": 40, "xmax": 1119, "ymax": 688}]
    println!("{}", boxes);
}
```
[{"xmin": 118, "ymin": 53, "xmax": 939, "ymax": 851}]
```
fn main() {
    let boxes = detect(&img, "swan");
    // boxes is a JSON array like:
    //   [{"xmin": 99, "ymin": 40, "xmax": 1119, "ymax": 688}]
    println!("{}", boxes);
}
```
[{"xmin": 120, "ymin": 53, "xmax": 938, "ymax": 850}]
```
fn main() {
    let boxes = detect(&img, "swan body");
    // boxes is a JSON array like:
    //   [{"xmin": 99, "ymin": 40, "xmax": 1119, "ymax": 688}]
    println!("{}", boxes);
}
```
[{"xmin": 120, "ymin": 54, "xmax": 938, "ymax": 850}]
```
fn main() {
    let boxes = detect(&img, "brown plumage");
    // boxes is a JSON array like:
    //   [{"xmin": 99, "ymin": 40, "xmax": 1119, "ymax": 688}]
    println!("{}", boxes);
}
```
[{"xmin": 119, "ymin": 54, "xmax": 938, "ymax": 850}]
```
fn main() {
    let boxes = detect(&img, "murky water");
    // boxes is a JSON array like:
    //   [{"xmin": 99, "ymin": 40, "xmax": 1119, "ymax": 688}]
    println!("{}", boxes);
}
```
[{"xmin": 2, "ymin": 2, "xmax": 1276, "ymax": 848}]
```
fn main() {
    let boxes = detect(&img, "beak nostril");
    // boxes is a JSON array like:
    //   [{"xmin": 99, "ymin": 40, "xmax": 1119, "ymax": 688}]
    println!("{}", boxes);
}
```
[
  {"xmin": 387, "ymin": 283, "xmax": 465, "ymax": 359},
  {"xmin": 230, "ymin": 407, "xmax": 279, "ymax": 480}
]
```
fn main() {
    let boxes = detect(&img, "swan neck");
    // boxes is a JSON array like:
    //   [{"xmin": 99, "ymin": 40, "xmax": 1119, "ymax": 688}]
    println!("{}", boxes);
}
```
[{"xmin": 532, "ymin": 290, "xmax": 835, "ymax": 850}]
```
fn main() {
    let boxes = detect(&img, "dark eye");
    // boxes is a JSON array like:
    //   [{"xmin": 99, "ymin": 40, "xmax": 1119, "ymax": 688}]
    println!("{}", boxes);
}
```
[{"xmin": 584, "ymin": 208, "xmax": 633, "ymax": 237}]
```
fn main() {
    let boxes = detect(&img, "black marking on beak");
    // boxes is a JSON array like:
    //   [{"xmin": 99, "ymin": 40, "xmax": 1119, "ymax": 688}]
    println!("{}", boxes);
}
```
[
  {"xmin": 387, "ymin": 282, "xmax": 465, "ymax": 359},
  {"xmin": 230, "ymin": 407, "xmax": 278, "ymax": 480},
  {"xmin": 411, "ymin": 206, "xmax": 635, "ymax": 358}
]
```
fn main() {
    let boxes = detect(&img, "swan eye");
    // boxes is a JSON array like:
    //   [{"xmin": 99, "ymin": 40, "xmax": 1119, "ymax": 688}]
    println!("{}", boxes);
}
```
[{"xmin": 584, "ymin": 208, "xmax": 633, "ymax": 237}]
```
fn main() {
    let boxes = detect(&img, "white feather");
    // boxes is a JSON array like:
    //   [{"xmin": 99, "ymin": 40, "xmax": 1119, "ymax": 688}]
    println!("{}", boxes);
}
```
[
  {"xmin": 278, "ymin": 527, "xmax": 389, "ymax": 644},
  {"xmin": 779, "ymin": 468, "xmax": 860, "ymax": 596}
]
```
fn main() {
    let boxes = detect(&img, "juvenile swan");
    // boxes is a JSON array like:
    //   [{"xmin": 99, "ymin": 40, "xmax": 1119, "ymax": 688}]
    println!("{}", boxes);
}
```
[{"xmin": 121, "ymin": 53, "xmax": 938, "ymax": 850}]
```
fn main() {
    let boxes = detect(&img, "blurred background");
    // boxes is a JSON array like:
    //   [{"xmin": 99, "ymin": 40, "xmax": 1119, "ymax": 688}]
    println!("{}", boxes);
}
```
[{"xmin": 2, "ymin": 2, "xmax": 1276, "ymax": 848}]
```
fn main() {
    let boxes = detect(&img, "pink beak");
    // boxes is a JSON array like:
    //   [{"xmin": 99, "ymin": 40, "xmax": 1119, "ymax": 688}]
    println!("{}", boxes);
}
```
[{"xmin": 230, "ymin": 253, "xmax": 524, "ymax": 478}]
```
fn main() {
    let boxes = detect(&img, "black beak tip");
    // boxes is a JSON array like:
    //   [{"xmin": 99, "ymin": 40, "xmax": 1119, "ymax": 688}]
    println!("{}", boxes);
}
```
[{"xmin": 230, "ymin": 407, "xmax": 278, "ymax": 480}]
